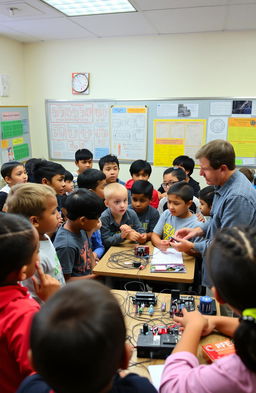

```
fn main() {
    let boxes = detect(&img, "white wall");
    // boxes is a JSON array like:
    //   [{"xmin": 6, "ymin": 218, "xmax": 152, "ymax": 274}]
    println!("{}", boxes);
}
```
[
  {"xmin": 0, "ymin": 36, "xmax": 25, "ymax": 106},
  {"xmin": 22, "ymin": 30, "xmax": 256, "ymax": 188}
]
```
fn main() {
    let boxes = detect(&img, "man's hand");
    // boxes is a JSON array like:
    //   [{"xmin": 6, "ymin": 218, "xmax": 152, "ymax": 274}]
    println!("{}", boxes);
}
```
[
  {"xmin": 171, "ymin": 238, "xmax": 194, "ymax": 253},
  {"xmin": 175, "ymin": 226, "xmax": 204, "ymax": 240}
]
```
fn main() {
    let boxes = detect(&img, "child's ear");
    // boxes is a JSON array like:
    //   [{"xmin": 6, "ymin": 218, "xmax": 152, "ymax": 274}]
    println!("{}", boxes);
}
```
[
  {"xmin": 211, "ymin": 286, "xmax": 225, "ymax": 304},
  {"xmin": 29, "ymin": 216, "xmax": 40, "ymax": 228},
  {"xmin": 104, "ymin": 199, "xmax": 109, "ymax": 208},
  {"xmin": 41, "ymin": 177, "xmax": 49, "ymax": 185},
  {"xmin": 27, "ymin": 349, "xmax": 34, "ymax": 369},
  {"xmin": 187, "ymin": 199, "xmax": 193, "ymax": 208},
  {"xmin": 18, "ymin": 265, "xmax": 29, "ymax": 281},
  {"xmin": 4, "ymin": 176, "xmax": 12, "ymax": 185},
  {"xmin": 119, "ymin": 343, "xmax": 132, "ymax": 371}
]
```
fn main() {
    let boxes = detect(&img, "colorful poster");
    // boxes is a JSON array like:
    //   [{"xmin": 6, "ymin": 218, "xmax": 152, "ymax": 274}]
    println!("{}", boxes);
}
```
[
  {"xmin": 153, "ymin": 119, "xmax": 206, "ymax": 167},
  {"xmin": 228, "ymin": 118, "xmax": 256, "ymax": 158}
]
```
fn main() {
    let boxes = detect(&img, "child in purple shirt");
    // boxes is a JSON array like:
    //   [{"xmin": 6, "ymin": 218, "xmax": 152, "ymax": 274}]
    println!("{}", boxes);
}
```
[{"xmin": 160, "ymin": 226, "xmax": 256, "ymax": 393}]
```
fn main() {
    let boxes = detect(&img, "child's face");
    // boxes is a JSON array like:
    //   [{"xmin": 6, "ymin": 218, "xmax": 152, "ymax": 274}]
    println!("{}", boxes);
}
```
[
  {"xmin": 131, "ymin": 193, "xmax": 150, "ymax": 214},
  {"xmin": 37, "ymin": 196, "xmax": 59, "ymax": 237},
  {"xmin": 94, "ymin": 179, "xmax": 107, "ymax": 199},
  {"xmin": 167, "ymin": 194, "xmax": 191, "ymax": 218},
  {"xmin": 162, "ymin": 173, "xmax": 179, "ymax": 192},
  {"xmin": 48, "ymin": 174, "xmax": 65, "ymax": 195},
  {"xmin": 103, "ymin": 162, "xmax": 119, "ymax": 184},
  {"xmin": 132, "ymin": 170, "xmax": 149, "ymax": 182},
  {"xmin": 76, "ymin": 159, "xmax": 93, "ymax": 173},
  {"xmin": 24, "ymin": 227, "xmax": 40, "ymax": 279},
  {"xmin": 6, "ymin": 165, "xmax": 28, "ymax": 187},
  {"xmin": 64, "ymin": 180, "xmax": 74, "ymax": 194},
  {"xmin": 105, "ymin": 190, "xmax": 128, "ymax": 217},
  {"xmin": 199, "ymin": 199, "xmax": 211, "ymax": 216}
]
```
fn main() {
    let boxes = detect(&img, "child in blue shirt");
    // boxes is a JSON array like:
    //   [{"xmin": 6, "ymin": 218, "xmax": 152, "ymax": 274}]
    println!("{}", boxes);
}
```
[{"xmin": 128, "ymin": 180, "xmax": 159, "ymax": 241}]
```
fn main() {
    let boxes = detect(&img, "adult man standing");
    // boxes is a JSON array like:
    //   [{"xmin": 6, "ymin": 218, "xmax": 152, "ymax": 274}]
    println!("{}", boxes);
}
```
[{"xmin": 172, "ymin": 139, "xmax": 256, "ymax": 288}]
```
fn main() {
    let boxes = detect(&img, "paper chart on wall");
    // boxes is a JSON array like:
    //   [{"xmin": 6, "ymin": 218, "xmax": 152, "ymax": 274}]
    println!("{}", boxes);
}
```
[
  {"xmin": 153, "ymin": 119, "xmax": 206, "ymax": 166},
  {"xmin": 111, "ymin": 106, "xmax": 147, "ymax": 160},
  {"xmin": 228, "ymin": 117, "xmax": 256, "ymax": 163},
  {"xmin": 48, "ymin": 102, "xmax": 110, "ymax": 160},
  {"xmin": 207, "ymin": 117, "xmax": 228, "ymax": 142}
]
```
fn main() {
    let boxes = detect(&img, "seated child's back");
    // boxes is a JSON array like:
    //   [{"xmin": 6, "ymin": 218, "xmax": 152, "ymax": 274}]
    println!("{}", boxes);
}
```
[{"xmin": 17, "ymin": 280, "xmax": 157, "ymax": 393}]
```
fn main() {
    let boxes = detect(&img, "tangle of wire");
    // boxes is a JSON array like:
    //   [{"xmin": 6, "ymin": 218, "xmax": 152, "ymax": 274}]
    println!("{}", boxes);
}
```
[{"xmin": 107, "ymin": 249, "xmax": 152, "ymax": 270}]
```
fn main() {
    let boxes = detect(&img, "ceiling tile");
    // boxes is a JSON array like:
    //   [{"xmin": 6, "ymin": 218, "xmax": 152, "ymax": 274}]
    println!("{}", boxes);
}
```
[
  {"xmin": 1, "ymin": 18, "xmax": 95, "ymax": 40},
  {"xmin": 73, "ymin": 12, "xmax": 157, "ymax": 37},
  {"xmin": 145, "ymin": 6, "xmax": 226, "ymax": 34},
  {"xmin": 133, "ymin": 0, "xmax": 228, "ymax": 11},
  {"xmin": 226, "ymin": 4, "xmax": 256, "ymax": 30}
]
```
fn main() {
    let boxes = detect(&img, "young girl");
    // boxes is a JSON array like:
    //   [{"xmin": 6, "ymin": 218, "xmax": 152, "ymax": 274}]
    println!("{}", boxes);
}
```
[
  {"xmin": 0, "ymin": 213, "xmax": 59, "ymax": 393},
  {"xmin": 160, "ymin": 226, "xmax": 256, "ymax": 393}
]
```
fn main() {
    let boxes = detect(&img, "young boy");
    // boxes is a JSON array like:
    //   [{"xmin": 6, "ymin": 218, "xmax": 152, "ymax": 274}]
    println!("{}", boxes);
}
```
[
  {"xmin": 16, "ymin": 281, "xmax": 157, "ymax": 393},
  {"xmin": 0, "ymin": 161, "xmax": 28, "ymax": 210},
  {"xmin": 6, "ymin": 183, "xmax": 65, "ymax": 304},
  {"xmin": 77, "ymin": 168, "xmax": 106, "ymax": 260},
  {"xmin": 0, "ymin": 213, "xmax": 60, "ymax": 393},
  {"xmin": 152, "ymin": 181, "xmax": 202, "ymax": 251},
  {"xmin": 125, "ymin": 159, "xmax": 159, "ymax": 208},
  {"xmin": 173, "ymin": 155, "xmax": 200, "ymax": 197},
  {"xmin": 33, "ymin": 159, "xmax": 66, "ymax": 211},
  {"xmin": 77, "ymin": 168, "xmax": 107, "ymax": 199},
  {"xmin": 101, "ymin": 183, "xmax": 146, "ymax": 249},
  {"xmin": 129, "ymin": 180, "xmax": 159, "ymax": 241},
  {"xmin": 73, "ymin": 148, "xmax": 93, "ymax": 189},
  {"xmin": 198, "ymin": 185, "xmax": 215, "ymax": 221},
  {"xmin": 98, "ymin": 154, "xmax": 125, "ymax": 185},
  {"xmin": 54, "ymin": 189, "xmax": 104, "ymax": 281},
  {"xmin": 63, "ymin": 170, "xmax": 74, "ymax": 194}
]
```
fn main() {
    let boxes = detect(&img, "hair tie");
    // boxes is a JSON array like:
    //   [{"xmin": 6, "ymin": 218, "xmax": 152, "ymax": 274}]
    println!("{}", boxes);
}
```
[{"xmin": 240, "ymin": 308, "xmax": 256, "ymax": 323}]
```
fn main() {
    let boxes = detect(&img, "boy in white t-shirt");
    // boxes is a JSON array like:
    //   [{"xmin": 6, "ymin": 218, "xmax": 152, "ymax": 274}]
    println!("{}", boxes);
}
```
[{"xmin": 6, "ymin": 183, "xmax": 65, "ymax": 303}]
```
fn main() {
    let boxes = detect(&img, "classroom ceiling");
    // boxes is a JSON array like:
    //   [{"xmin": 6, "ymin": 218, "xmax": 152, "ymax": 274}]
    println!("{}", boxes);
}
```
[{"xmin": 0, "ymin": 0, "xmax": 256, "ymax": 43}]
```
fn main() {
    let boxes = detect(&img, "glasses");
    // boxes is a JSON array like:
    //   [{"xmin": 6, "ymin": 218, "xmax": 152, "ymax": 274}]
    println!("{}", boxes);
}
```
[{"xmin": 161, "ymin": 181, "xmax": 178, "ymax": 189}]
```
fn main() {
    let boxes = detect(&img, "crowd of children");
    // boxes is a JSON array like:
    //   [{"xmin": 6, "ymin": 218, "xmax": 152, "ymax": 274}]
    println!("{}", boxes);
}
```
[{"xmin": 1, "ymin": 147, "xmax": 256, "ymax": 393}]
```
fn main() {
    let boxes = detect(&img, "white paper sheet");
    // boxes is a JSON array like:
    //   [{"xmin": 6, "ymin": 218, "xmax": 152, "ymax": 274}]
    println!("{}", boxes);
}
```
[
  {"xmin": 151, "ymin": 247, "xmax": 183, "ymax": 265},
  {"xmin": 148, "ymin": 365, "xmax": 164, "ymax": 390}
]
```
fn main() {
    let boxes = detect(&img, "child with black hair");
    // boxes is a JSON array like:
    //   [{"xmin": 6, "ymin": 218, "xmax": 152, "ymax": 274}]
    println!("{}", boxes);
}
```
[
  {"xmin": 129, "ymin": 180, "xmax": 159, "ymax": 241},
  {"xmin": 63, "ymin": 170, "xmax": 74, "ymax": 194},
  {"xmin": 77, "ymin": 168, "xmax": 106, "ymax": 260},
  {"xmin": 0, "ymin": 160, "xmax": 28, "ymax": 210},
  {"xmin": 198, "ymin": 186, "xmax": 215, "ymax": 221},
  {"xmin": 25, "ymin": 158, "xmax": 41, "ymax": 183},
  {"xmin": 54, "ymin": 189, "xmax": 104, "ymax": 281},
  {"xmin": 125, "ymin": 159, "xmax": 159, "ymax": 208},
  {"xmin": 173, "ymin": 154, "xmax": 200, "ymax": 197},
  {"xmin": 98, "ymin": 154, "xmax": 125, "ymax": 185},
  {"xmin": 73, "ymin": 148, "xmax": 93, "ymax": 189},
  {"xmin": 152, "ymin": 181, "xmax": 202, "ymax": 251},
  {"xmin": 0, "ymin": 213, "xmax": 60, "ymax": 393},
  {"xmin": 77, "ymin": 168, "xmax": 106, "ymax": 199},
  {"xmin": 158, "ymin": 167, "xmax": 200, "ymax": 215},
  {"xmin": 17, "ymin": 280, "xmax": 157, "ymax": 393},
  {"xmin": 160, "ymin": 226, "xmax": 256, "ymax": 393}
]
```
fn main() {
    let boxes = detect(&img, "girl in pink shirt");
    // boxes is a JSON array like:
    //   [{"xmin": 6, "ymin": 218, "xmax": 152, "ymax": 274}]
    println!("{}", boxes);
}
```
[{"xmin": 160, "ymin": 226, "xmax": 256, "ymax": 393}]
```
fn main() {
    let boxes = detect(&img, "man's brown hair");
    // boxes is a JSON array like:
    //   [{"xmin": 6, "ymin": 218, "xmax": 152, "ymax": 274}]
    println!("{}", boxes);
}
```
[{"xmin": 196, "ymin": 139, "xmax": 235, "ymax": 170}]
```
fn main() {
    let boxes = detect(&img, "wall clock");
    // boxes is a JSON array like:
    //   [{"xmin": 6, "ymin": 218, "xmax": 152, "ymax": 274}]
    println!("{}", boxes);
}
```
[{"xmin": 72, "ymin": 72, "xmax": 89, "ymax": 95}]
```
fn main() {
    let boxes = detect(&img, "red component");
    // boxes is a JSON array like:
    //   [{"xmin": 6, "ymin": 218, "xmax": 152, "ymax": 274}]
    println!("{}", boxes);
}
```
[{"xmin": 134, "ymin": 245, "xmax": 150, "ymax": 256}]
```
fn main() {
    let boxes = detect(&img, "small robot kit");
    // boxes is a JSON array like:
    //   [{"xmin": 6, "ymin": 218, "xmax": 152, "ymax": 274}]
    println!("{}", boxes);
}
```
[
  {"xmin": 170, "ymin": 289, "xmax": 195, "ymax": 316},
  {"xmin": 134, "ymin": 245, "xmax": 150, "ymax": 257},
  {"xmin": 136, "ymin": 323, "xmax": 180, "ymax": 359}
]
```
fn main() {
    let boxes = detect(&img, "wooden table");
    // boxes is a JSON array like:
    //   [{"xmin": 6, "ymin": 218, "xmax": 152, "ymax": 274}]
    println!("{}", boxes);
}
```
[
  {"xmin": 94, "ymin": 242, "xmax": 195, "ymax": 283},
  {"xmin": 112, "ymin": 289, "xmax": 222, "ymax": 379}
]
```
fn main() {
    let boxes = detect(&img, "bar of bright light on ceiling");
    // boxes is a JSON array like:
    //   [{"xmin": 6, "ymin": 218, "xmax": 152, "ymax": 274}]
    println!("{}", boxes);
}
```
[{"xmin": 43, "ymin": 0, "xmax": 136, "ymax": 16}]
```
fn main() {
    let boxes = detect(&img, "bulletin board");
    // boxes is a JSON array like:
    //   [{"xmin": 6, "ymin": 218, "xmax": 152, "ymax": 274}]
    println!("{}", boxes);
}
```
[
  {"xmin": 0, "ymin": 106, "xmax": 32, "ymax": 165},
  {"xmin": 45, "ymin": 98, "xmax": 256, "ymax": 166}
]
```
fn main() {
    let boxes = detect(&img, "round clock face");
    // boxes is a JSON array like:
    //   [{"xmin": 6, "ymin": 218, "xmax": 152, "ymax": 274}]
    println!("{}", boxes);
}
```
[{"xmin": 72, "ymin": 73, "xmax": 89, "ymax": 93}]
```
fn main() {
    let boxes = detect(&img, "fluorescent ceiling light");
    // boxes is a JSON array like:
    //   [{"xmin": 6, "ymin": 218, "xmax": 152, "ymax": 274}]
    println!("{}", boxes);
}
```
[{"xmin": 42, "ymin": 0, "xmax": 136, "ymax": 16}]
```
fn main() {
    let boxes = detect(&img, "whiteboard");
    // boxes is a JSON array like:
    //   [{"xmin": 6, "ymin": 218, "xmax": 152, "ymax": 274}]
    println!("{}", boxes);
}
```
[
  {"xmin": 0, "ymin": 106, "xmax": 32, "ymax": 165},
  {"xmin": 46, "ymin": 98, "xmax": 256, "ymax": 166}
]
